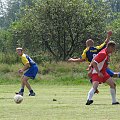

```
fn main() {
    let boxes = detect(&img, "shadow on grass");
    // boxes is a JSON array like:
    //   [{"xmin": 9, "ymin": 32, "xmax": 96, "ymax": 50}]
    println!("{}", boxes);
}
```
[{"xmin": 0, "ymin": 97, "xmax": 13, "ymax": 99}]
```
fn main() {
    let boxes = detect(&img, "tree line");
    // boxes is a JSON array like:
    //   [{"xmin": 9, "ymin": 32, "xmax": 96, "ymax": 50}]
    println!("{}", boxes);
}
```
[{"xmin": 0, "ymin": 0, "xmax": 120, "ymax": 63}]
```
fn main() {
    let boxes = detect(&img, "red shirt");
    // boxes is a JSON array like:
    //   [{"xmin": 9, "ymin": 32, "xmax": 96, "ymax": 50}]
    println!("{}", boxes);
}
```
[{"xmin": 92, "ymin": 48, "xmax": 109, "ymax": 74}]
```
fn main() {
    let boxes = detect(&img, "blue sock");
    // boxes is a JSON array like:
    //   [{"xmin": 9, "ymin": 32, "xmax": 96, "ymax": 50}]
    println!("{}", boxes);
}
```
[
  {"xmin": 30, "ymin": 90, "xmax": 33, "ymax": 93},
  {"xmin": 20, "ymin": 89, "xmax": 24, "ymax": 93}
]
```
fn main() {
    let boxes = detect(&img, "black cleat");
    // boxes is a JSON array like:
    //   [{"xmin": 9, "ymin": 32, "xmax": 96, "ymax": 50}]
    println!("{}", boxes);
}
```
[
  {"xmin": 15, "ymin": 92, "xmax": 23, "ymax": 96},
  {"xmin": 86, "ymin": 100, "xmax": 93, "ymax": 105},
  {"xmin": 112, "ymin": 102, "xmax": 119, "ymax": 105},
  {"xmin": 29, "ymin": 92, "xmax": 35, "ymax": 96}
]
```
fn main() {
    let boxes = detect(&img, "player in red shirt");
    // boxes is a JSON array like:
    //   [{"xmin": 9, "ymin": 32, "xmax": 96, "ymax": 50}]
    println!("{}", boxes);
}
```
[{"xmin": 86, "ymin": 41, "xmax": 119, "ymax": 105}]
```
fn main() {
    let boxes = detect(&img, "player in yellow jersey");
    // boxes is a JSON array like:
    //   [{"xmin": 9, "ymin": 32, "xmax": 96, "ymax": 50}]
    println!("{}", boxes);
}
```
[
  {"xmin": 16, "ymin": 48, "xmax": 38, "ymax": 96},
  {"xmin": 68, "ymin": 31, "xmax": 111, "ymax": 63}
]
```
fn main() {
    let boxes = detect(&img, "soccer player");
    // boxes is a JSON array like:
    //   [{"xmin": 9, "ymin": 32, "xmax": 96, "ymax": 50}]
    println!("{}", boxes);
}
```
[
  {"xmin": 86, "ymin": 41, "xmax": 119, "ymax": 105},
  {"xmin": 68, "ymin": 31, "xmax": 112, "ymax": 63},
  {"xmin": 16, "ymin": 48, "xmax": 38, "ymax": 96},
  {"xmin": 68, "ymin": 31, "xmax": 120, "ymax": 93},
  {"xmin": 68, "ymin": 31, "xmax": 120, "ymax": 78}
]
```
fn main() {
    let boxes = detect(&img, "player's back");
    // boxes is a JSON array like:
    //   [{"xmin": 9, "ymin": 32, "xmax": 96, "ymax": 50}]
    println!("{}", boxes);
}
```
[{"xmin": 86, "ymin": 47, "xmax": 100, "ymax": 62}]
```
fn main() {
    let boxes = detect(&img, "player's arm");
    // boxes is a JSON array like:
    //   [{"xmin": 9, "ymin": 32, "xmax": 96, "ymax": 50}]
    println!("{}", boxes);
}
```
[
  {"xmin": 91, "ymin": 53, "xmax": 106, "ymax": 77},
  {"xmin": 92, "ymin": 61, "xmax": 104, "ymax": 78},
  {"xmin": 96, "ymin": 31, "xmax": 112, "ymax": 50},
  {"xmin": 18, "ymin": 63, "xmax": 30, "ymax": 73},
  {"xmin": 68, "ymin": 57, "xmax": 85, "ymax": 62},
  {"xmin": 68, "ymin": 48, "xmax": 88, "ymax": 63},
  {"xmin": 22, "ymin": 63, "xmax": 30, "ymax": 71},
  {"xmin": 19, "ymin": 55, "xmax": 30, "ymax": 73},
  {"xmin": 104, "ymin": 30, "xmax": 112, "ymax": 44}
]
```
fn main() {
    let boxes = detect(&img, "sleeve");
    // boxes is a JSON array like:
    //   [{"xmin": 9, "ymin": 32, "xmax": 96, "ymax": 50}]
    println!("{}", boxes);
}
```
[
  {"xmin": 21, "ymin": 54, "xmax": 29, "ymax": 65},
  {"xmin": 81, "ymin": 48, "xmax": 88, "ymax": 60},
  {"xmin": 96, "ymin": 42, "xmax": 106, "ymax": 50},
  {"xmin": 93, "ymin": 53, "xmax": 106, "ymax": 64}
]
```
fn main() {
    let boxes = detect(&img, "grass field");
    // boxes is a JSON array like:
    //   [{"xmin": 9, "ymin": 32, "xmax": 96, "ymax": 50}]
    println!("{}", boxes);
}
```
[{"xmin": 1, "ymin": 84, "xmax": 120, "ymax": 120}]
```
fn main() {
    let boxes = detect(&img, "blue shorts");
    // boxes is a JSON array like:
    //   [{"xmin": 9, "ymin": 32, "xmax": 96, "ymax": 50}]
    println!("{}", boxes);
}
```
[
  {"xmin": 24, "ymin": 64, "xmax": 38, "ymax": 79},
  {"xmin": 106, "ymin": 68, "xmax": 114, "ymax": 77}
]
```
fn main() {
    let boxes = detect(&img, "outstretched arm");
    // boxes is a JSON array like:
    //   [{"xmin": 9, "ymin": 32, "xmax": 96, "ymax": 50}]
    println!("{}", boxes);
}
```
[
  {"xmin": 68, "ymin": 58, "xmax": 85, "ymax": 62},
  {"xmin": 18, "ymin": 63, "xmax": 30, "ymax": 74},
  {"xmin": 105, "ymin": 30, "xmax": 112, "ymax": 44}
]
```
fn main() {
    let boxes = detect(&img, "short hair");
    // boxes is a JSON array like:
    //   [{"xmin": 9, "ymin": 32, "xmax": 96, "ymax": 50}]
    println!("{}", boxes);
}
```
[
  {"xmin": 107, "ymin": 41, "xmax": 116, "ymax": 48},
  {"xmin": 86, "ymin": 39, "xmax": 94, "ymax": 47},
  {"xmin": 16, "ymin": 47, "xmax": 23, "ymax": 51}
]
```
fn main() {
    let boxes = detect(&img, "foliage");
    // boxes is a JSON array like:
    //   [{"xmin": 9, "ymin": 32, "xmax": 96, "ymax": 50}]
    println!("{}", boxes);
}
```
[
  {"xmin": 107, "ymin": 17, "xmax": 120, "ymax": 47},
  {"xmin": 0, "ymin": 0, "xmax": 119, "ymax": 63},
  {"xmin": 0, "ymin": 52, "xmax": 120, "ymax": 85},
  {"xmin": 9, "ymin": 0, "xmax": 112, "ymax": 61},
  {"xmin": 0, "ymin": 29, "xmax": 13, "ymax": 51}
]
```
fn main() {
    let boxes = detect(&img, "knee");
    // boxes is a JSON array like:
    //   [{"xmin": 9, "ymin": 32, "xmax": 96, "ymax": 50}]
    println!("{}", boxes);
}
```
[
  {"xmin": 22, "ymin": 77, "xmax": 28, "ymax": 83},
  {"xmin": 110, "ymin": 83, "xmax": 116, "ymax": 89}
]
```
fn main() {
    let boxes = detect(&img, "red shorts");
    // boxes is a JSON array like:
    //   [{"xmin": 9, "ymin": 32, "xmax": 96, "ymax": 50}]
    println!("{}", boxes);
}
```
[
  {"xmin": 87, "ymin": 68, "xmax": 93, "ymax": 78},
  {"xmin": 92, "ymin": 72, "xmax": 110, "ymax": 83},
  {"xmin": 88, "ymin": 71, "xmax": 92, "ymax": 78}
]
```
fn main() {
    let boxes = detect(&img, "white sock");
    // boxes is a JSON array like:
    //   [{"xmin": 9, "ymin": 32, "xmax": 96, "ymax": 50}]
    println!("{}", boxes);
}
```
[
  {"xmin": 110, "ymin": 88, "xmax": 116, "ymax": 103},
  {"xmin": 87, "ymin": 87, "xmax": 95, "ymax": 100}
]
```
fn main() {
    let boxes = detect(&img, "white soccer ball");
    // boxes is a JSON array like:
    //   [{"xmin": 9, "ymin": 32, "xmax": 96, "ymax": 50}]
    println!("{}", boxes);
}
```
[{"xmin": 14, "ymin": 94, "xmax": 23, "ymax": 104}]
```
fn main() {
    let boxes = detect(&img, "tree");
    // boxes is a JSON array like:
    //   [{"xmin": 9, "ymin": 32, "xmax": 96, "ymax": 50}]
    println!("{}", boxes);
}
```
[
  {"xmin": 0, "ymin": 0, "xmax": 34, "ymax": 28},
  {"xmin": 10, "ymin": 0, "xmax": 112, "ymax": 61},
  {"xmin": 0, "ymin": 0, "xmax": 6, "ymax": 28},
  {"xmin": 106, "ymin": 0, "xmax": 120, "ymax": 12},
  {"xmin": 107, "ymin": 18, "xmax": 120, "ymax": 46}
]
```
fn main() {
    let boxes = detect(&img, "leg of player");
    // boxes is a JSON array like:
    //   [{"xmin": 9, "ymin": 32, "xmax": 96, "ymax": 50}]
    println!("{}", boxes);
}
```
[
  {"xmin": 113, "ymin": 72, "xmax": 120, "ymax": 78},
  {"xmin": 22, "ymin": 76, "xmax": 36, "ymax": 96},
  {"xmin": 106, "ymin": 77, "xmax": 119, "ymax": 105},
  {"xmin": 106, "ymin": 68, "xmax": 120, "ymax": 78},
  {"xmin": 88, "ymin": 71, "xmax": 99, "ymax": 94},
  {"xmin": 86, "ymin": 81, "xmax": 99, "ymax": 105},
  {"xmin": 16, "ymin": 76, "xmax": 25, "ymax": 96}
]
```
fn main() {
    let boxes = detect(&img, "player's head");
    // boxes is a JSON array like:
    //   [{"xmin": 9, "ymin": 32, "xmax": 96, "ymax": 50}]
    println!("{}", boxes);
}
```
[
  {"xmin": 86, "ymin": 39, "xmax": 94, "ymax": 47},
  {"xmin": 107, "ymin": 41, "xmax": 116, "ymax": 53},
  {"xmin": 16, "ymin": 47, "xmax": 23, "ymax": 56}
]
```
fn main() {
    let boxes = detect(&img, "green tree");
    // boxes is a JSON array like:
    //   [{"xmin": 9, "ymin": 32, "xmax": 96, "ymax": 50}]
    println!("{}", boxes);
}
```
[
  {"xmin": 106, "ymin": 0, "xmax": 120, "ymax": 12},
  {"xmin": 10, "ymin": 0, "xmax": 112, "ymax": 61},
  {"xmin": 107, "ymin": 18, "xmax": 120, "ymax": 46}
]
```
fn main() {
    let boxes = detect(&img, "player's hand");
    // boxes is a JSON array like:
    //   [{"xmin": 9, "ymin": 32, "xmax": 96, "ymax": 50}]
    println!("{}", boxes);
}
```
[
  {"xmin": 86, "ymin": 65, "xmax": 92, "ymax": 71},
  {"xmin": 18, "ymin": 69, "xmax": 24, "ymax": 74},
  {"xmin": 68, "ymin": 58, "xmax": 73, "ymax": 62},
  {"xmin": 107, "ymin": 30, "xmax": 112, "ymax": 36},
  {"xmin": 98, "ymin": 72, "xmax": 104, "ymax": 78}
]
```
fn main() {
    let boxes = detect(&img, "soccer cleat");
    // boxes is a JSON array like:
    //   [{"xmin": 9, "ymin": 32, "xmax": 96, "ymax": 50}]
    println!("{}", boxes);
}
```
[
  {"xmin": 112, "ymin": 102, "xmax": 119, "ymax": 105},
  {"xmin": 89, "ymin": 79, "xmax": 92, "ymax": 83},
  {"xmin": 118, "ymin": 72, "xmax": 120, "ymax": 78},
  {"xmin": 29, "ymin": 92, "xmax": 35, "ymax": 96},
  {"xmin": 86, "ymin": 100, "xmax": 93, "ymax": 105},
  {"xmin": 94, "ymin": 89, "xmax": 99, "ymax": 94},
  {"xmin": 15, "ymin": 92, "xmax": 23, "ymax": 96}
]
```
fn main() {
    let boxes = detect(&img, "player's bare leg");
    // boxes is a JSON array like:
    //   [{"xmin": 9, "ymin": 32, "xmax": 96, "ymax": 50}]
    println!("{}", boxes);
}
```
[
  {"xmin": 88, "ymin": 71, "xmax": 99, "ymax": 94},
  {"xmin": 16, "ymin": 76, "xmax": 25, "ymax": 96},
  {"xmin": 113, "ymin": 72, "xmax": 120, "ymax": 78},
  {"xmin": 22, "ymin": 76, "xmax": 35, "ymax": 96}
]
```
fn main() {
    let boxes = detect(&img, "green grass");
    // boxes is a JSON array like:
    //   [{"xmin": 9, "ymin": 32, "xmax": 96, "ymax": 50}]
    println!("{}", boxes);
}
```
[
  {"xmin": 0, "ymin": 84, "xmax": 120, "ymax": 120},
  {"xmin": 0, "ymin": 61, "xmax": 120, "ymax": 85}
]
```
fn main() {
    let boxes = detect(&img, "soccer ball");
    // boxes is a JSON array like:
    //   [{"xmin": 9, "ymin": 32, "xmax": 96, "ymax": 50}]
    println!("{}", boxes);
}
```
[{"xmin": 14, "ymin": 94, "xmax": 23, "ymax": 104}]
